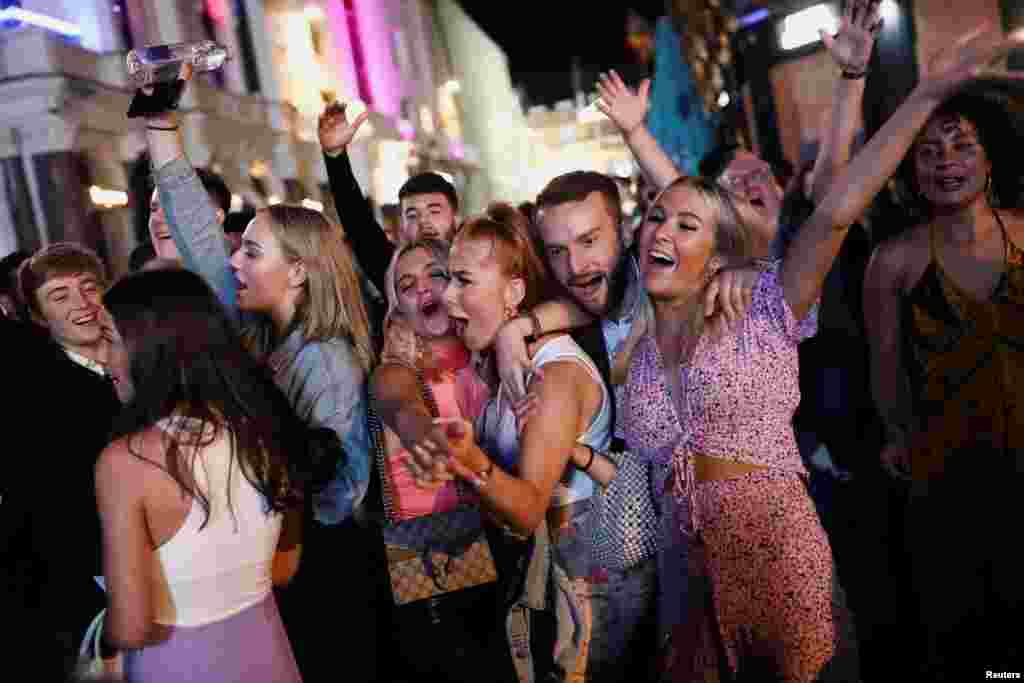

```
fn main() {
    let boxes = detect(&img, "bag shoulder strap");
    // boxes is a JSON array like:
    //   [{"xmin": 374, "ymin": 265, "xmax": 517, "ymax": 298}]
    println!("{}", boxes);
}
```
[{"xmin": 370, "ymin": 365, "xmax": 440, "ymax": 527}]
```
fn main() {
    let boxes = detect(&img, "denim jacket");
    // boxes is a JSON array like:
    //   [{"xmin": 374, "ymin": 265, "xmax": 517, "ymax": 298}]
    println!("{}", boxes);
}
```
[{"xmin": 154, "ymin": 157, "xmax": 370, "ymax": 524}]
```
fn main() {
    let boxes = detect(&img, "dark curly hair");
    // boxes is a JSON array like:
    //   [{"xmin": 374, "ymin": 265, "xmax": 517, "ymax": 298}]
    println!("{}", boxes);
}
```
[{"xmin": 896, "ymin": 88, "xmax": 1024, "ymax": 218}]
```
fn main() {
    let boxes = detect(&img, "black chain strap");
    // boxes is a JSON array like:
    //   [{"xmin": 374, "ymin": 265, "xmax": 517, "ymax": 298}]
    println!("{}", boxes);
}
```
[{"xmin": 370, "ymin": 365, "xmax": 443, "ymax": 527}]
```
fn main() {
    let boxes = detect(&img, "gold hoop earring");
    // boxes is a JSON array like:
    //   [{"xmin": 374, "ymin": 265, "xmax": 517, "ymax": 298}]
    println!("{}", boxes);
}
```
[{"xmin": 504, "ymin": 304, "xmax": 516, "ymax": 321}]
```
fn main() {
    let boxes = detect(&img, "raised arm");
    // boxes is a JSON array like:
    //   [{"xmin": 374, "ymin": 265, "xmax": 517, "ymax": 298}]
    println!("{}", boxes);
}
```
[
  {"xmin": 597, "ymin": 70, "xmax": 683, "ymax": 191},
  {"xmin": 319, "ymin": 102, "xmax": 394, "ymax": 295},
  {"xmin": 782, "ymin": 25, "xmax": 1024, "ymax": 320},
  {"xmin": 808, "ymin": 0, "xmax": 881, "ymax": 204},
  {"xmin": 863, "ymin": 239, "xmax": 916, "ymax": 478},
  {"xmin": 144, "ymin": 79, "xmax": 238, "ymax": 322}
]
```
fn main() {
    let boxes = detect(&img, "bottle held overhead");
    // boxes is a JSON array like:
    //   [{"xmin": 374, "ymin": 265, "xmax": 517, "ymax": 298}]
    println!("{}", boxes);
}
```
[{"xmin": 126, "ymin": 41, "xmax": 230, "ymax": 87}]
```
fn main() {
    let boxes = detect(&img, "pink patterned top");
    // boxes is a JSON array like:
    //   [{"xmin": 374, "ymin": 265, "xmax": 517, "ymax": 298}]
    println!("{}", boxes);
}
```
[
  {"xmin": 618, "ymin": 263, "xmax": 817, "ymax": 530},
  {"xmin": 382, "ymin": 342, "xmax": 491, "ymax": 520}
]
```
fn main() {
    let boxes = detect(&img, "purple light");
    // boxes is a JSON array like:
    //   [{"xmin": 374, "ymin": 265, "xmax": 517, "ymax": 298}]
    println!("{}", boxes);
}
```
[
  {"xmin": 398, "ymin": 119, "xmax": 415, "ymax": 140},
  {"xmin": 350, "ymin": 0, "xmax": 402, "ymax": 118},
  {"xmin": 325, "ymin": 1, "xmax": 361, "ymax": 102},
  {"xmin": 739, "ymin": 8, "xmax": 770, "ymax": 28},
  {"xmin": 449, "ymin": 142, "xmax": 464, "ymax": 160}
]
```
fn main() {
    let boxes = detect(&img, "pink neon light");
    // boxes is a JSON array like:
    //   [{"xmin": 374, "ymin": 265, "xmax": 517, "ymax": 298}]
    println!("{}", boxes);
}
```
[
  {"xmin": 325, "ymin": 1, "xmax": 361, "ymax": 102},
  {"xmin": 350, "ymin": 0, "xmax": 402, "ymax": 118},
  {"xmin": 449, "ymin": 142, "xmax": 464, "ymax": 159},
  {"xmin": 205, "ymin": 0, "xmax": 228, "ymax": 23}
]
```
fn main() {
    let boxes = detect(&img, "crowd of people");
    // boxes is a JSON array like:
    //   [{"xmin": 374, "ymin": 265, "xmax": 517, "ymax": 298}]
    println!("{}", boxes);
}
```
[{"xmin": 2, "ymin": 2, "xmax": 1023, "ymax": 681}]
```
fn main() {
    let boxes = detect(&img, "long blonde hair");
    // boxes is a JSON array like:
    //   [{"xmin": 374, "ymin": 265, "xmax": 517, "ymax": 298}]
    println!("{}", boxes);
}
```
[
  {"xmin": 611, "ymin": 176, "xmax": 754, "ymax": 384},
  {"xmin": 259, "ymin": 204, "xmax": 376, "ymax": 372}
]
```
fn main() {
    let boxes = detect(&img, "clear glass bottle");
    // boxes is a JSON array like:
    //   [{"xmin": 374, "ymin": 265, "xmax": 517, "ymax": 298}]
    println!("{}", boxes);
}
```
[{"xmin": 125, "ymin": 41, "xmax": 230, "ymax": 87}]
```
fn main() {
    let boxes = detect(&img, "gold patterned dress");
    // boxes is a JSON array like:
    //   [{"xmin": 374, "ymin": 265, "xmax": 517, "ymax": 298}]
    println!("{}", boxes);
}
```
[{"xmin": 900, "ymin": 212, "xmax": 1024, "ymax": 676}]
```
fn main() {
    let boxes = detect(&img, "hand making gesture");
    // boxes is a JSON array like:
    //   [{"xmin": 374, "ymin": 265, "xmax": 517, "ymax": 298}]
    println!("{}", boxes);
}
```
[
  {"xmin": 821, "ymin": 0, "xmax": 883, "ymax": 76},
  {"xmin": 318, "ymin": 101, "xmax": 370, "ymax": 155}
]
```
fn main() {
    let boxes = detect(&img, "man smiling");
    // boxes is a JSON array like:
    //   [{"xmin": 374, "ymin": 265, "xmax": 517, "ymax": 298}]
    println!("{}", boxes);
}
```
[{"xmin": 13, "ymin": 243, "xmax": 122, "ymax": 679}]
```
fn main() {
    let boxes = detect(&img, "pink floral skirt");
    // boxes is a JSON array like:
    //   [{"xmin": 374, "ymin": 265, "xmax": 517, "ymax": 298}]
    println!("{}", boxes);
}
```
[{"xmin": 672, "ymin": 469, "xmax": 858, "ymax": 683}]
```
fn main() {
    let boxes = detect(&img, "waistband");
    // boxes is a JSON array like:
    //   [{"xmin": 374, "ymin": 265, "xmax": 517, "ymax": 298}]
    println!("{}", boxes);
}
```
[{"xmin": 674, "ymin": 453, "xmax": 769, "ymax": 538}]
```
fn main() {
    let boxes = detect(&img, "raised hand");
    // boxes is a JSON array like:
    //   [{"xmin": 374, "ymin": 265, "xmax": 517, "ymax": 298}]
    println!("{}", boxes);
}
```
[
  {"xmin": 821, "ymin": 0, "xmax": 882, "ymax": 75},
  {"xmin": 920, "ymin": 23, "xmax": 1024, "ymax": 100},
  {"xmin": 318, "ymin": 101, "xmax": 370, "ymax": 154},
  {"xmin": 596, "ymin": 70, "xmax": 651, "ymax": 135}
]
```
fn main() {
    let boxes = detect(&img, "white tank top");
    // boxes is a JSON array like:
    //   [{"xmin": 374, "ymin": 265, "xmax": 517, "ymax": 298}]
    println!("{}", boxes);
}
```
[
  {"xmin": 476, "ymin": 335, "xmax": 612, "ymax": 507},
  {"xmin": 151, "ymin": 418, "xmax": 282, "ymax": 627}
]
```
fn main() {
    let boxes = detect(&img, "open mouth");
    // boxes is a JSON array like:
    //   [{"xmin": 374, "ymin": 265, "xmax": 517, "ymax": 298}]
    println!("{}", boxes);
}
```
[
  {"xmin": 72, "ymin": 312, "xmax": 98, "ymax": 326},
  {"xmin": 936, "ymin": 176, "xmax": 966, "ymax": 192},
  {"xmin": 570, "ymin": 274, "xmax": 604, "ymax": 299},
  {"xmin": 648, "ymin": 249, "xmax": 677, "ymax": 269},
  {"xmin": 450, "ymin": 315, "xmax": 468, "ymax": 338},
  {"xmin": 420, "ymin": 300, "xmax": 441, "ymax": 317}
]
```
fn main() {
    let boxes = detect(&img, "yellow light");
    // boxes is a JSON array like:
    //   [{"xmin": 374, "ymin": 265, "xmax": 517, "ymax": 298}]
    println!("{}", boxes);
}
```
[
  {"xmin": 250, "ymin": 160, "xmax": 269, "ymax": 178},
  {"xmin": 301, "ymin": 198, "xmax": 324, "ymax": 212},
  {"xmin": 89, "ymin": 186, "xmax": 128, "ymax": 208},
  {"xmin": 442, "ymin": 79, "xmax": 461, "ymax": 94},
  {"xmin": 779, "ymin": 4, "xmax": 837, "ymax": 51}
]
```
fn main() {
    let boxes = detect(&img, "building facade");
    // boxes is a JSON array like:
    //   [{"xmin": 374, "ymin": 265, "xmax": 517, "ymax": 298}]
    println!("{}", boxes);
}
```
[{"xmin": 0, "ymin": 0, "xmax": 476, "ymax": 276}]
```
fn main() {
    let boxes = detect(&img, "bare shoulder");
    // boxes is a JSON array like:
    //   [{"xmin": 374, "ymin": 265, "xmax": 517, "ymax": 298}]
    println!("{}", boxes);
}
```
[
  {"xmin": 96, "ymin": 426, "xmax": 167, "ymax": 482},
  {"xmin": 999, "ymin": 208, "xmax": 1024, "ymax": 246},
  {"xmin": 870, "ymin": 223, "xmax": 930, "ymax": 292}
]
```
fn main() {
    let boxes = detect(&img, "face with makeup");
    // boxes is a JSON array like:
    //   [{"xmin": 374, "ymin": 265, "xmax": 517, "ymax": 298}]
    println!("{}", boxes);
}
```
[
  {"xmin": 913, "ymin": 113, "xmax": 991, "ymax": 212},
  {"xmin": 444, "ymin": 236, "xmax": 524, "ymax": 353},
  {"xmin": 228, "ymin": 212, "xmax": 304, "ymax": 320},
  {"xmin": 392, "ymin": 246, "xmax": 452, "ymax": 338},
  {"xmin": 638, "ymin": 183, "xmax": 722, "ymax": 304}
]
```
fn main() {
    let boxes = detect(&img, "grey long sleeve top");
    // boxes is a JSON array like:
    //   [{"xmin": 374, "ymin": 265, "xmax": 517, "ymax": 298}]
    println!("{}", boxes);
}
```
[{"xmin": 155, "ymin": 157, "xmax": 371, "ymax": 524}]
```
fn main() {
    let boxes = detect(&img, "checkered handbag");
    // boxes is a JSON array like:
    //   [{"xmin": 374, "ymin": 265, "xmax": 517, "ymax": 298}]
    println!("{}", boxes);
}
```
[
  {"xmin": 367, "ymin": 368, "xmax": 498, "ymax": 605},
  {"xmin": 592, "ymin": 451, "xmax": 661, "ymax": 571}
]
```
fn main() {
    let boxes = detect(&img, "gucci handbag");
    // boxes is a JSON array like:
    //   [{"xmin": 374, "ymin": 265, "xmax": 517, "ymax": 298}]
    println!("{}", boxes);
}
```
[{"xmin": 368, "ymin": 368, "xmax": 498, "ymax": 606}]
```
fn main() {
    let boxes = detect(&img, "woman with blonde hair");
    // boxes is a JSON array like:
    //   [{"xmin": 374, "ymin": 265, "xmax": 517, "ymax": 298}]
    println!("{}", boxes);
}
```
[{"xmin": 142, "ymin": 72, "xmax": 380, "ymax": 680}]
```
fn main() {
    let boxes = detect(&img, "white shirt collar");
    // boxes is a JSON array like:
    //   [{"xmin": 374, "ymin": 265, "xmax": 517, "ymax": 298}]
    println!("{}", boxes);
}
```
[{"xmin": 63, "ymin": 347, "xmax": 107, "ymax": 377}]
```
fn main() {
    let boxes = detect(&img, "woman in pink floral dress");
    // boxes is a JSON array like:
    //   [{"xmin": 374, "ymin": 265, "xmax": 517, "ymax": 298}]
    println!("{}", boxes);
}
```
[{"xmin": 617, "ymin": 26, "xmax": 1024, "ymax": 682}]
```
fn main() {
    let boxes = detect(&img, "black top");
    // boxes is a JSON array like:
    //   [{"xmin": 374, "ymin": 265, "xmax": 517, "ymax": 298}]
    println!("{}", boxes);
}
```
[
  {"xmin": 324, "ymin": 150, "xmax": 395, "ymax": 298},
  {"xmin": 4, "ymin": 330, "xmax": 120, "ymax": 593}
]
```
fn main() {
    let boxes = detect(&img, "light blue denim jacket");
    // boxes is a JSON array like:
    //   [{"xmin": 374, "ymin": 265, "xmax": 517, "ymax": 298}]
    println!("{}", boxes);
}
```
[{"xmin": 154, "ymin": 157, "xmax": 370, "ymax": 524}]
